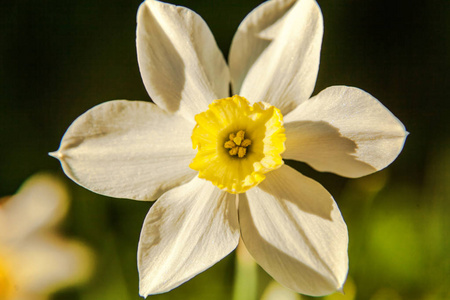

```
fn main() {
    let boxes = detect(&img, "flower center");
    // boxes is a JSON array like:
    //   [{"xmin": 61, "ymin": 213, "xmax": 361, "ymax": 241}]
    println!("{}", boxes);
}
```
[
  {"xmin": 224, "ymin": 130, "xmax": 252, "ymax": 158},
  {"xmin": 190, "ymin": 95, "xmax": 286, "ymax": 194}
]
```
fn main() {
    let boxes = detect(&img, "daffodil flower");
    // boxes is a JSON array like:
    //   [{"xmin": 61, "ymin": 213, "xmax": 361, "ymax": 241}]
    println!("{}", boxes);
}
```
[
  {"xmin": 51, "ymin": 0, "xmax": 407, "ymax": 297},
  {"xmin": 0, "ymin": 174, "xmax": 92, "ymax": 300}
]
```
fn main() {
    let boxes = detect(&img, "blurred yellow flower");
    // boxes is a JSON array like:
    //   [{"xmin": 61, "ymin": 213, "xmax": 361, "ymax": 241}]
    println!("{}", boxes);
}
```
[
  {"xmin": 0, "ymin": 174, "xmax": 92, "ymax": 300},
  {"xmin": 51, "ymin": 0, "xmax": 407, "ymax": 298}
]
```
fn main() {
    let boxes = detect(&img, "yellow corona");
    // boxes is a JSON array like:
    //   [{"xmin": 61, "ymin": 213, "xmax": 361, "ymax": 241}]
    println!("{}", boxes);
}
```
[{"xmin": 190, "ymin": 95, "xmax": 286, "ymax": 193}]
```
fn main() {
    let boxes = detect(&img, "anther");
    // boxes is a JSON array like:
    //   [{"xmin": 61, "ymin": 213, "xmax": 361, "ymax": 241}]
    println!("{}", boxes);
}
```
[
  {"xmin": 238, "ymin": 147, "xmax": 246, "ymax": 158},
  {"xmin": 224, "ymin": 130, "xmax": 251, "ymax": 158},
  {"xmin": 224, "ymin": 141, "xmax": 236, "ymax": 149},
  {"xmin": 233, "ymin": 130, "xmax": 245, "ymax": 146},
  {"xmin": 241, "ymin": 139, "xmax": 251, "ymax": 147},
  {"xmin": 229, "ymin": 147, "xmax": 238, "ymax": 156}
]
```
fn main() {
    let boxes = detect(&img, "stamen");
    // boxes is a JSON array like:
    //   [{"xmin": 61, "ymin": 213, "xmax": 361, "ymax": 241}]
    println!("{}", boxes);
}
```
[
  {"xmin": 229, "ymin": 147, "xmax": 238, "ymax": 156},
  {"xmin": 233, "ymin": 130, "xmax": 245, "ymax": 146},
  {"xmin": 238, "ymin": 147, "xmax": 246, "ymax": 158},
  {"xmin": 224, "ymin": 130, "xmax": 251, "ymax": 158},
  {"xmin": 241, "ymin": 139, "xmax": 251, "ymax": 147},
  {"xmin": 224, "ymin": 141, "xmax": 236, "ymax": 149}
]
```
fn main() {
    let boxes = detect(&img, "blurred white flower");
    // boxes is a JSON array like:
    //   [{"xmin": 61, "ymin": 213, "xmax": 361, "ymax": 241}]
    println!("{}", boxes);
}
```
[
  {"xmin": 0, "ymin": 174, "xmax": 93, "ymax": 300},
  {"xmin": 51, "ymin": 0, "xmax": 407, "ymax": 297},
  {"xmin": 261, "ymin": 281, "xmax": 303, "ymax": 300}
]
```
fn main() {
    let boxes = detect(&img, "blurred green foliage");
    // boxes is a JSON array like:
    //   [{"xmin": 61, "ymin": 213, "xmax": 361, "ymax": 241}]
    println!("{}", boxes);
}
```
[{"xmin": 1, "ymin": 0, "xmax": 448, "ymax": 299}]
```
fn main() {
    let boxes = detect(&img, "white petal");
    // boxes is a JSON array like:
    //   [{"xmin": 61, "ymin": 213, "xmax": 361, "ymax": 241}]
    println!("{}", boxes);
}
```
[
  {"xmin": 230, "ymin": 0, "xmax": 323, "ymax": 115},
  {"xmin": 138, "ymin": 177, "xmax": 239, "ymax": 296},
  {"xmin": 284, "ymin": 86, "xmax": 408, "ymax": 178},
  {"xmin": 137, "ymin": 0, "xmax": 230, "ymax": 120},
  {"xmin": 239, "ymin": 165, "xmax": 348, "ymax": 296},
  {"xmin": 0, "ymin": 174, "xmax": 68, "ymax": 242},
  {"xmin": 51, "ymin": 100, "xmax": 197, "ymax": 201}
]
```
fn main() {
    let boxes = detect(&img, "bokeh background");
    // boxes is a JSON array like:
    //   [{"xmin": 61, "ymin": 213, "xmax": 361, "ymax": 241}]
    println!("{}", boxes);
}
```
[{"xmin": 1, "ymin": 0, "xmax": 448, "ymax": 299}]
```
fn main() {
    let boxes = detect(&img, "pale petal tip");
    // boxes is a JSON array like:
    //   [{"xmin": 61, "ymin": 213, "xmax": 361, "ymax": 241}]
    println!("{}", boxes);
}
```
[
  {"xmin": 138, "ymin": 284, "xmax": 162, "ymax": 298},
  {"xmin": 139, "ymin": 290, "xmax": 147, "ymax": 299},
  {"xmin": 336, "ymin": 281, "xmax": 346, "ymax": 294},
  {"xmin": 138, "ymin": 277, "xmax": 163, "ymax": 298},
  {"xmin": 138, "ymin": 282, "xmax": 148, "ymax": 298},
  {"xmin": 49, "ymin": 150, "xmax": 63, "ymax": 159}
]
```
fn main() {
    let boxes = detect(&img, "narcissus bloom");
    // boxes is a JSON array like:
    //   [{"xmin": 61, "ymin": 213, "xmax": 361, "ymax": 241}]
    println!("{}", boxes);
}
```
[
  {"xmin": 0, "ymin": 174, "xmax": 92, "ymax": 300},
  {"xmin": 51, "ymin": 0, "xmax": 407, "ymax": 297}
]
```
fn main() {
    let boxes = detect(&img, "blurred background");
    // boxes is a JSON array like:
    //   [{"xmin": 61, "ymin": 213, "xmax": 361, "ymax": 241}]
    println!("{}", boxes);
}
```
[{"xmin": 0, "ymin": 0, "xmax": 448, "ymax": 299}]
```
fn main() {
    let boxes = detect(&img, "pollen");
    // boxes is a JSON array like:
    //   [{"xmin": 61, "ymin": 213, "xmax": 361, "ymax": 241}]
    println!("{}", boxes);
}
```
[{"xmin": 224, "ymin": 130, "xmax": 252, "ymax": 158}]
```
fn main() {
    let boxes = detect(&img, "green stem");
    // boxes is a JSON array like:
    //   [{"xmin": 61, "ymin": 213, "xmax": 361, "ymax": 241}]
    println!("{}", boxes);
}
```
[{"xmin": 232, "ymin": 239, "xmax": 258, "ymax": 300}]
